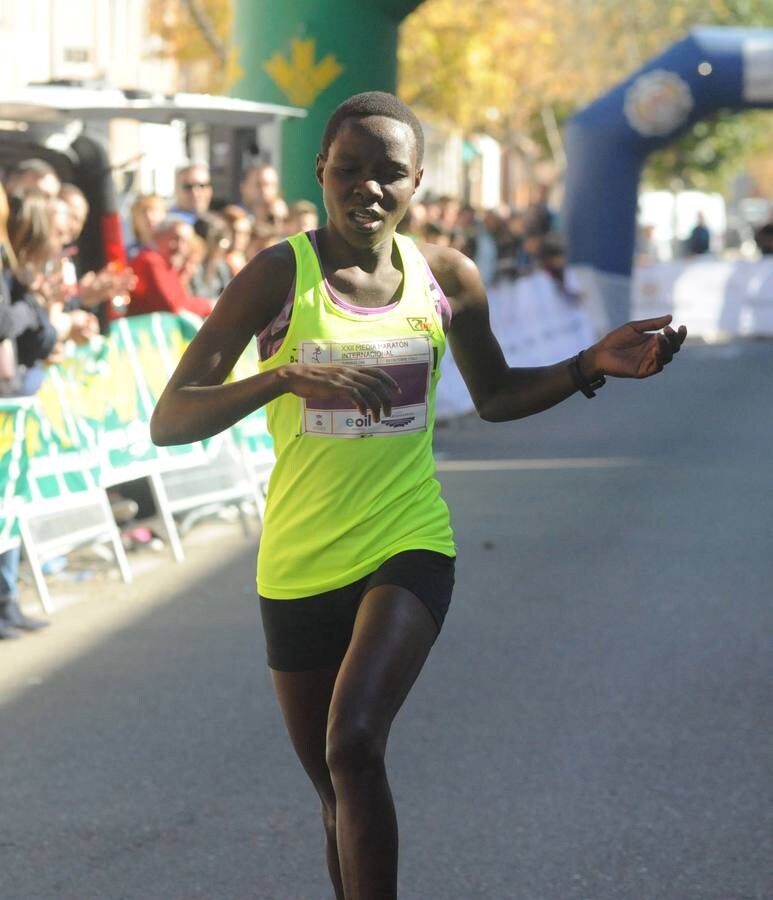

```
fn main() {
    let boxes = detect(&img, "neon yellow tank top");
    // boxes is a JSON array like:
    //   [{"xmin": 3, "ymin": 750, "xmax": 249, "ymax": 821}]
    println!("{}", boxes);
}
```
[{"xmin": 256, "ymin": 231, "xmax": 455, "ymax": 599}]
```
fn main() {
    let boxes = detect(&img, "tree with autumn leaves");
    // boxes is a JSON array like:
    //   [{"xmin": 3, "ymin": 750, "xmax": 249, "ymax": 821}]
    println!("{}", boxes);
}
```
[
  {"xmin": 148, "ymin": 0, "xmax": 240, "ymax": 94},
  {"xmin": 148, "ymin": 0, "xmax": 773, "ymax": 194},
  {"xmin": 398, "ymin": 0, "xmax": 773, "ymax": 192}
]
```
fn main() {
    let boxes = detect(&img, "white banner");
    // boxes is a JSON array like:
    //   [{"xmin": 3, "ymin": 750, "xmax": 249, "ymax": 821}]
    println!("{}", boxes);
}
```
[
  {"xmin": 632, "ymin": 258, "xmax": 773, "ymax": 337},
  {"xmin": 436, "ymin": 271, "xmax": 596, "ymax": 420}
]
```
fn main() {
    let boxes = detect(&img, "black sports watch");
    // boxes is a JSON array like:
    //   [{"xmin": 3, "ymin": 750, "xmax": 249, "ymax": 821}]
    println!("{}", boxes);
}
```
[{"xmin": 569, "ymin": 350, "xmax": 606, "ymax": 398}]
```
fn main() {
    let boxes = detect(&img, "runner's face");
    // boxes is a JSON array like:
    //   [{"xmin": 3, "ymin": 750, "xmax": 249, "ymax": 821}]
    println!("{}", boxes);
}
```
[{"xmin": 316, "ymin": 116, "xmax": 422, "ymax": 247}]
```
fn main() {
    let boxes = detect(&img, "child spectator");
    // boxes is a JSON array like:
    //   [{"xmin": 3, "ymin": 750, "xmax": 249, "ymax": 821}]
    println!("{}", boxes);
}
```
[
  {"xmin": 188, "ymin": 214, "xmax": 233, "ymax": 299},
  {"xmin": 128, "ymin": 194, "xmax": 167, "ymax": 258}
]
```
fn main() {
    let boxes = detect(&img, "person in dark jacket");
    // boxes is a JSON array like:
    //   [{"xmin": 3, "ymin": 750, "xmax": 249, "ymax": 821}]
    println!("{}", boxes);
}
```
[{"xmin": 687, "ymin": 213, "xmax": 711, "ymax": 256}]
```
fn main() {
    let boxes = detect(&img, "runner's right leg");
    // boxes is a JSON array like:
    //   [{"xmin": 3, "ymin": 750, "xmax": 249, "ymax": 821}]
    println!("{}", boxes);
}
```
[{"xmin": 271, "ymin": 665, "xmax": 344, "ymax": 900}]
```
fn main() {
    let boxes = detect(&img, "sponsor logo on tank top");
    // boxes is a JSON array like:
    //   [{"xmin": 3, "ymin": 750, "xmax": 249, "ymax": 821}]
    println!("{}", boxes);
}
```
[
  {"xmin": 407, "ymin": 316, "xmax": 431, "ymax": 332},
  {"xmin": 343, "ymin": 413, "xmax": 416, "ymax": 429},
  {"xmin": 300, "ymin": 337, "xmax": 431, "ymax": 437}
]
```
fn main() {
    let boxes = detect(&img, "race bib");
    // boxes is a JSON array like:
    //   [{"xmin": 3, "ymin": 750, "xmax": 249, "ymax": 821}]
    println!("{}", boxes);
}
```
[{"xmin": 300, "ymin": 337, "xmax": 431, "ymax": 437}]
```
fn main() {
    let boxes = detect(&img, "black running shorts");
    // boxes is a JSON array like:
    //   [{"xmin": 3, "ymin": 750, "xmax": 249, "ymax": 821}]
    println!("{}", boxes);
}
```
[{"xmin": 259, "ymin": 549, "xmax": 456, "ymax": 671}]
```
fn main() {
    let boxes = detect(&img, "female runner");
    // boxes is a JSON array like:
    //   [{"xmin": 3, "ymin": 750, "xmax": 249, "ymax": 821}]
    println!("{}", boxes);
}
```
[{"xmin": 151, "ymin": 92, "xmax": 686, "ymax": 900}]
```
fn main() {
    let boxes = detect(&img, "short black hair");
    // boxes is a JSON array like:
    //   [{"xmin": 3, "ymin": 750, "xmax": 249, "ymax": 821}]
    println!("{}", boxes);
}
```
[
  {"xmin": 537, "ymin": 232, "xmax": 565, "ymax": 260},
  {"xmin": 320, "ymin": 91, "xmax": 424, "ymax": 168}
]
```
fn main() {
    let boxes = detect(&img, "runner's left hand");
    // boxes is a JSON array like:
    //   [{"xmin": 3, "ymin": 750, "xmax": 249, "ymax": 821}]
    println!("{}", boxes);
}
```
[{"xmin": 582, "ymin": 315, "xmax": 687, "ymax": 380}]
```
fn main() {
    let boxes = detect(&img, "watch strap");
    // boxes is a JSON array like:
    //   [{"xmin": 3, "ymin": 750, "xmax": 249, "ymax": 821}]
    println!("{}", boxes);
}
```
[{"xmin": 569, "ymin": 350, "xmax": 606, "ymax": 398}]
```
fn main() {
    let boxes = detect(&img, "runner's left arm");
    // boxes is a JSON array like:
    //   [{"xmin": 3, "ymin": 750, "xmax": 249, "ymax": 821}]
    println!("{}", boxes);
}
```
[{"xmin": 423, "ymin": 245, "xmax": 686, "ymax": 423}]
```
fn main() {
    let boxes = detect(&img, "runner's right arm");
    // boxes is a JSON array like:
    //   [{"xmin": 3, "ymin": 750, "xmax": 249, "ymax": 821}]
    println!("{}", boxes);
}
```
[{"xmin": 150, "ymin": 243, "xmax": 399, "ymax": 446}]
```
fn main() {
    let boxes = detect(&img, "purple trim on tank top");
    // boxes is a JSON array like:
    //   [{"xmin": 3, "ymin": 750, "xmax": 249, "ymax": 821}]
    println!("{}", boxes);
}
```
[
  {"xmin": 308, "ymin": 230, "xmax": 400, "ymax": 314},
  {"xmin": 418, "ymin": 252, "xmax": 453, "ymax": 330},
  {"xmin": 257, "ymin": 233, "xmax": 453, "ymax": 360}
]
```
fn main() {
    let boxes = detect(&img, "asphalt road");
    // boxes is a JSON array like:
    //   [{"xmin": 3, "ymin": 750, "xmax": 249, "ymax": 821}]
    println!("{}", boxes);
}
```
[{"xmin": 1, "ymin": 338, "xmax": 771, "ymax": 900}]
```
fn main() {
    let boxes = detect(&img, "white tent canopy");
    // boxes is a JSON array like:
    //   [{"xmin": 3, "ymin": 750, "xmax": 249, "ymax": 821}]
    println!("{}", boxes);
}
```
[{"xmin": 0, "ymin": 84, "xmax": 305, "ymax": 127}]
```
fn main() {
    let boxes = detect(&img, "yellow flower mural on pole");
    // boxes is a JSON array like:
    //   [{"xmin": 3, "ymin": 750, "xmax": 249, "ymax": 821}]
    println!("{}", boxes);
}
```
[{"xmin": 263, "ymin": 37, "xmax": 344, "ymax": 107}]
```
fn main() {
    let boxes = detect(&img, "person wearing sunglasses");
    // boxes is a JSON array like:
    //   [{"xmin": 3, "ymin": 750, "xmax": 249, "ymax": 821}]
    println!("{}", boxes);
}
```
[{"xmin": 170, "ymin": 163, "xmax": 213, "ymax": 230}]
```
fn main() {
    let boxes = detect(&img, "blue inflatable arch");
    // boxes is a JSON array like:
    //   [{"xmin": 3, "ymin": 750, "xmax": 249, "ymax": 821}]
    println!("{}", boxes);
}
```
[{"xmin": 563, "ymin": 27, "xmax": 773, "ymax": 326}]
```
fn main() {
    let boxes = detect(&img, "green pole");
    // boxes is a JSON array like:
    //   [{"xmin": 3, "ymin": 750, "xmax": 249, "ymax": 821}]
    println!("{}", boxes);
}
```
[{"xmin": 231, "ymin": 0, "xmax": 423, "ymax": 205}]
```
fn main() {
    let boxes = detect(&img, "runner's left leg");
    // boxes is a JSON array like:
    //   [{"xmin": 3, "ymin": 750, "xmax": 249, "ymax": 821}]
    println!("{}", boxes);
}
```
[{"xmin": 326, "ymin": 584, "xmax": 438, "ymax": 900}]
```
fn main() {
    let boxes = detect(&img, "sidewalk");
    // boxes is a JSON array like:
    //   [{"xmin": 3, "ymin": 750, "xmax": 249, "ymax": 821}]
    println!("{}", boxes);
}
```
[{"xmin": 0, "ymin": 515, "xmax": 259, "ymax": 708}]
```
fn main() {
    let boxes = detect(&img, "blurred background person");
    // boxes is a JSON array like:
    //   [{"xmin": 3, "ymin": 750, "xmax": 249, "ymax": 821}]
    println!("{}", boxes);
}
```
[
  {"xmin": 128, "ymin": 217, "xmax": 214, "ymax": 319},
  {"xmin": 128, "ymin": 194, "xmax": 167, "ymax": 258},
  {"xmin": 169, "ymin": 163, "xmax": 213, "ymax": 232},
  {"xmin": 423, "ymin": 195, "xmax": 442, "ymax": 225},
  {"xmin": 525, "ymin": 183, "xmax": 557, "ymax": 235},
  {"xmin": 0, "ymin": 186, "xmax": 58, "ymax": 399},
  {"xmin": 246, "ymin": 222, "xmax": 283, "ymax": 260},
  {"xmin": 687, "ymin": 212, "xmax": 711, "ymax": 256},
  {"xmin": 1, "ymin": 186, "xmax": 99, "ymax": 638},
  {"xmin": 0, "ymin": 186, "xmax": 55, "ymax": 637},
  {"xmin": 188, "ymin": 213, "xmax": 233, "ymax": 300},
  {"xmin": 7, "ymin": 191, "xmax": 98, "ymax": 365},
  {"xmin": 397, "ymin": 201, "xmax": 427, "ymax": 241},
  {"xmin": 477, "ymin": 209, "xmax": 502, "ymax": 285},
  {"xmin": 437, "ymin": 195, "xmax": 461, "ymax": 233},
  {"xmin": 4, "ymin": 159, "xmax": 61, "ymax": 200},
  {"xmin": 50, "ymin": 188, "xmax": 136, "ymax": 316},
  {"xmin": 453, "ymin": 203, "xmax": 477, "ymax": 254},
  {"xmin": 221, "ymin": 204, "xmax": 253, "ymax": 276},
  {"xmin": 754, "ymin": 221, "xmax": 773, "ymax": 256},
  {"xmin": 59, "ymin": 183, "xmax": 89, "ymax": 248},
  {"xmin": 239, "ymin": 162, "xmax": 288, "ymax": 228},
  {"xmin": 535, "ymin": 232, "xmax": 575, "ymax": 294},
  {"xmin": 517, "ymin": 230, "xmax": 544, "ymax": 277},
  {"xmin": 423, "ymin": 222, "xmax": 451, "ymax": 246},
  {"xmin": 285, "ymin": 199, "xmax": 319, "ymax": 235},
  {"xmin": 496, "ymin": 209, "xmax": 527, "ymax": 280},
  {"xmin": 511, "ymin": 231, "xmax": 595, "ymax": 367},
  {"xmin": 635, "ymin": 222, "xmax": 658, "ymax": 266}
]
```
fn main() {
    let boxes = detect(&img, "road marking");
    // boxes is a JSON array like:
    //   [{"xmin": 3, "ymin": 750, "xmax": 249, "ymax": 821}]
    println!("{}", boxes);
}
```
[{"xmin": 435, "ymin": 457, "xmax": 641, "ymax": 472}]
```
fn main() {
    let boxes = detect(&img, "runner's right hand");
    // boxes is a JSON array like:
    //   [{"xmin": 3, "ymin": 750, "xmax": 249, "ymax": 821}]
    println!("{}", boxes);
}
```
[{"xmin": 281, "ymin": 364, "xmax": 401, "ymax": 422}]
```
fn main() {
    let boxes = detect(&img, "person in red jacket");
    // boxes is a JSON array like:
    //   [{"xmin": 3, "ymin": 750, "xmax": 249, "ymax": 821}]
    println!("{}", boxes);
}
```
[{"xmin": 128, "ymin": 217, "xmax": 214, "ymax": 319}]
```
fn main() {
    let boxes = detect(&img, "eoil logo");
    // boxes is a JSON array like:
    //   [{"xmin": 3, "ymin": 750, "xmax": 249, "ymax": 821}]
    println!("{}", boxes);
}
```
[{"xmin": 345, "ymin": 413, "xmax": 373, "ymax": 428}]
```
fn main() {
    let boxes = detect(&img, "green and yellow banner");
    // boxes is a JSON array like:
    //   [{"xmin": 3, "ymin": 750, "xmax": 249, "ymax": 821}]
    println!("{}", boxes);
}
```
[{"xmin": 0, "ymin": 313, "xmax": 272, "ymax": 545}]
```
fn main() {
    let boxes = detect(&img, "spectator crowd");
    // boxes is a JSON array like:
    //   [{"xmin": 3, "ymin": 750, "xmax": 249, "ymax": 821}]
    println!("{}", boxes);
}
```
[{"xmin": 398, "ymin": 185, "xmax": 561, "ymax": 286}]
